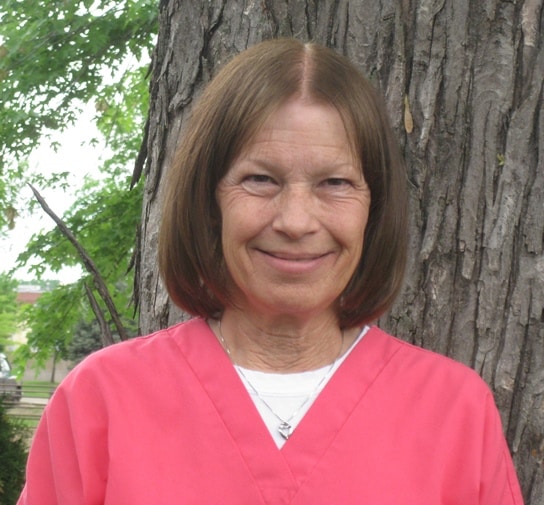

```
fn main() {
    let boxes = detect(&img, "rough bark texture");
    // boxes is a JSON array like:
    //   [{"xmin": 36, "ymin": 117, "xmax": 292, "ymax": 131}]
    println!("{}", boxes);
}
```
[{"xmin": 136, "ymin": 1, "xmax": 543, "ymax": 501}]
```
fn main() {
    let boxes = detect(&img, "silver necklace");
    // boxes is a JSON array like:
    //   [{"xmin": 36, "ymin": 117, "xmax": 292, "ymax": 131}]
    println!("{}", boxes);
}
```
[{"xmin": 217, "ymin": 320, "xmax": 344, "ymax": 440}]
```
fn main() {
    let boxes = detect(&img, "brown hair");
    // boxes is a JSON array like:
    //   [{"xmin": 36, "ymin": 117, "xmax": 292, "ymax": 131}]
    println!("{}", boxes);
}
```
[{"xmin": 159, "ymin": 38, "xmax": 408, "ymax": 327}]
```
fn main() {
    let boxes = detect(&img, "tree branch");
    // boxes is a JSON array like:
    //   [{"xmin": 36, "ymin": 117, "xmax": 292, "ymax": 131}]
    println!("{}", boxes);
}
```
[
  {"xmin": 84, "ymin": 283, "xmax": 116, "ymax": 347},
  {"xmin": 28, "ymin": 183, "xmax": 129, "ymax": 342}
]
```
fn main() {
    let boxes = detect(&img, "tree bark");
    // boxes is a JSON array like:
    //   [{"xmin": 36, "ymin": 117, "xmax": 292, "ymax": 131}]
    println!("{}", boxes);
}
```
[{"xmin": 136, "ymin": 1, "xmax": 543, "ymax": 501}]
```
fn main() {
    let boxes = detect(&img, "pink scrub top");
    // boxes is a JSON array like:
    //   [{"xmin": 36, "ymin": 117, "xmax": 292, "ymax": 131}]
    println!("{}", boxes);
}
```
[{"xmin": 18, "ymin": 318, "xmax": 524, "ymax": 504}]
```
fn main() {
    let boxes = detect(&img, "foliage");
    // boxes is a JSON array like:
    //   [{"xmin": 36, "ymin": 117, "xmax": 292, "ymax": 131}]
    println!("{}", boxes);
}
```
[
  {"xmin": 0, "ymin": 398, "xmax": 28, "ymax": 505},
  {"xmin": 18, "ymin": 173, "xmax": 143, "ymax": 279},
  {"xmin": 11, "ymin": 99, "xmax": 145, "ymax": 370},
  {"xmin": 67, "ymin": 319, "xmax": 104, "ymax": 366},
  {"xmin": 0, "ymin": 274, "xmax": 19, "ymax": 351},
  {"xmin": 0, "ymin": 0, "xmax": 158, "ymax": 230},
  {"xmin": 14, "ymin": 285, "xmax": 80, "ymax": 373},
  {"xmin": 13, "ymin": 174, "xmax": 142, "ymax": 374},
  {"xmin": 0, "ymin": 0, "xmax": 157, "ymax": 370}
]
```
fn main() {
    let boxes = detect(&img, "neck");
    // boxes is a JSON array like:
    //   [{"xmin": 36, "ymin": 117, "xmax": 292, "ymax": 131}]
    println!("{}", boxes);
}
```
[{"xmin": 212, "ymin": 308, "xmax": 357, "ymax": 372}]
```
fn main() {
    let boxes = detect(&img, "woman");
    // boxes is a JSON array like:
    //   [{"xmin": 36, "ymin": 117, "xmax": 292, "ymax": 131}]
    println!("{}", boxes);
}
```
[{"xmin": 18, "ymin": 39, "xmax": 523, "ymax": 504}]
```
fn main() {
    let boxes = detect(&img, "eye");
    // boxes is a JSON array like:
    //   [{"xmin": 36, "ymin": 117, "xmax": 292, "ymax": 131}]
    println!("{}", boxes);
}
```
[
  {"xmin": 241, "ymin": 173, "xmax": 280, "ymax": 196},
  {"xmin": 244, "ymin": 174, "xmax": 276, "ymax": 184},
  {"xmin": 321, "ymin": 177, "xmax": 352, "ymax": 188}
]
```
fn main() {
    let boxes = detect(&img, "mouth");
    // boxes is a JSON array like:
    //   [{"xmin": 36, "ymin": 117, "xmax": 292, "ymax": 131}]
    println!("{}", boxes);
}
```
[
  {"xmin": 252, "ymin": 248, "xmax": 335, "ymax": 276},
  {"xmin": 259, "ymin": 250, "xmax": 327, "ymax": 261}
]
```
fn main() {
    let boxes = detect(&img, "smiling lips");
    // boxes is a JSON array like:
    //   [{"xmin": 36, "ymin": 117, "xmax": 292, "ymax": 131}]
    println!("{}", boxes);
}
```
[
  {"xmin": 257, "ymin": 249, "xmax": 332, "ymax": 272},
  {"xmin": 262, "ymin": 250, "xmax": 326, "ymax": 261}
]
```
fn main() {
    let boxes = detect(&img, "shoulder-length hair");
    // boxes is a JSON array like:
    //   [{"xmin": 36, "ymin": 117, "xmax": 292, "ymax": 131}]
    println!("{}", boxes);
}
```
[{"xmin": 159, "ymin": 38, "xmax": 408, "ymax": 328}]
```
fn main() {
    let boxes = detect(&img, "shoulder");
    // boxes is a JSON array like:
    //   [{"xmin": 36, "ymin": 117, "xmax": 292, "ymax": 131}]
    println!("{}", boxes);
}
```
[
  {"xmin": 359, "ymin": 327, "xmax": 503, "ymax": 445},
  {"xmin": 80, "ymin": 317, "xmax": 207, "ymax": 364},
  {"xmin": 365, "ymin": 326, "xmax": 493, "ymax": 398},
  {"xmin": 58, "ymin": 318, "xmax": 210, "ymax": 393}
]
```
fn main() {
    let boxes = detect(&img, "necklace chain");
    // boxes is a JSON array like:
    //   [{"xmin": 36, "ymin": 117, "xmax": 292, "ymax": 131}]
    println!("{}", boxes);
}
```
[{"xmin": 217, "ymin": 320, "xmax": 344, "ymax": 440}]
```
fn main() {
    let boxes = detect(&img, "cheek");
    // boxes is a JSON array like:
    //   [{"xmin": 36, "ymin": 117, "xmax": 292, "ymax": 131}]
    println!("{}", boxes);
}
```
[
  {"xmin": 221, "ymin": 196, "xmax": 270, "ymax": 245},
  {"xmin": 349, "ymin": 218, "xmax": 369, "ymax": 272},
  {"xmin": 220, "ymin": 215, "xmax": 250, "ymax": 271},
  {"xmin": 332, "ymin": 207, "xmax": 369, "ymax": 248}
]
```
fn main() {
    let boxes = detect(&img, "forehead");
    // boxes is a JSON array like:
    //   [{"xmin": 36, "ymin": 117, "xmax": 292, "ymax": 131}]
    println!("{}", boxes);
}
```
[{"xmin": 243, "ymin": 98, "xmax": 356, "ymax": 158}]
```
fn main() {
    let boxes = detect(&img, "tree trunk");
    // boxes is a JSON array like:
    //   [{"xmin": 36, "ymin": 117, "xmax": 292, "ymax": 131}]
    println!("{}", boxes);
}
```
[{"xmin": 136, "ymin": 1, "xmax": 543, "ymax": 501}]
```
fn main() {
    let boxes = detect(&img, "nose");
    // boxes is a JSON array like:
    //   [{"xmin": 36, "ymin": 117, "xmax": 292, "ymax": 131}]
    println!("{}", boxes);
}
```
[{"xmin": 271, "ymin": 185, "xmax": 319, "ymax": 238}]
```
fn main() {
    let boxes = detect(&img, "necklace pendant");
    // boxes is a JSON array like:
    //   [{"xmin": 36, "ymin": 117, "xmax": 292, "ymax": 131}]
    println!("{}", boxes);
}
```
[{"xmin": 278, "ymin": 421, "xmax": 293, "ymax": 440}]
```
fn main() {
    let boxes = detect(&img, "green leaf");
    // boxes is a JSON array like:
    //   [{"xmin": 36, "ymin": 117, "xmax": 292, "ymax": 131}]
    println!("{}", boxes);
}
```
[{"xmin": 1, "ymin": 0, "xmax": 156, "ymax": 370}]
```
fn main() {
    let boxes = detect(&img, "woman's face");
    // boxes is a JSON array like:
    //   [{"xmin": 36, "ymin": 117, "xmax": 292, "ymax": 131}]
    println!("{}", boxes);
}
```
[{"xmin": 216, "ymin": 97, "xmax": 371, "ymax": 321}]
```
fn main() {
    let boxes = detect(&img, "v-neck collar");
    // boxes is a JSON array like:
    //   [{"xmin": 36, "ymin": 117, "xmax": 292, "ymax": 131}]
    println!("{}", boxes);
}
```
[{"xmin": 173, "ymin": 318, "xmax": 401, "ymax": 503}]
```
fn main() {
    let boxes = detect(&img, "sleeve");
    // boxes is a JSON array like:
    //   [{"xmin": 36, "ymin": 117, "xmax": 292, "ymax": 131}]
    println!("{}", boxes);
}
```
[
  {"xmin": 479, "ymin": 391, "xmax": 525, "ymax": 505},
  {"xmin": 17, "ymin": 365, "xmax": 109, "ymax": 505}
]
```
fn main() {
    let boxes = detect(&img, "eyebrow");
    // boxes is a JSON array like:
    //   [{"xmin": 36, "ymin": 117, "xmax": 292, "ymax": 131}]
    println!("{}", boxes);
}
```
[{"xmin": 242, "ymin": 147, "xmax": 357, "ymax": 167}]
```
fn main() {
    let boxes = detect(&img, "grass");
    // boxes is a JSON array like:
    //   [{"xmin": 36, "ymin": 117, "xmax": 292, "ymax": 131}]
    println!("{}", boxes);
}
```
[
  {"xmin": 6, "ymin": 406, "xmax": 42, "ymax": 429},
  {"xmin": 21, "ymin": 381, "xmax": 58, "ymax": 399}
]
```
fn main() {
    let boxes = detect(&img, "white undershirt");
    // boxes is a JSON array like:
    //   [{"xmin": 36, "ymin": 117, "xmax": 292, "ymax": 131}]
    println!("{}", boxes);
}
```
[{"xmin": 235, "ymin": 326, "xmax": 368, "ymax": 448}]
